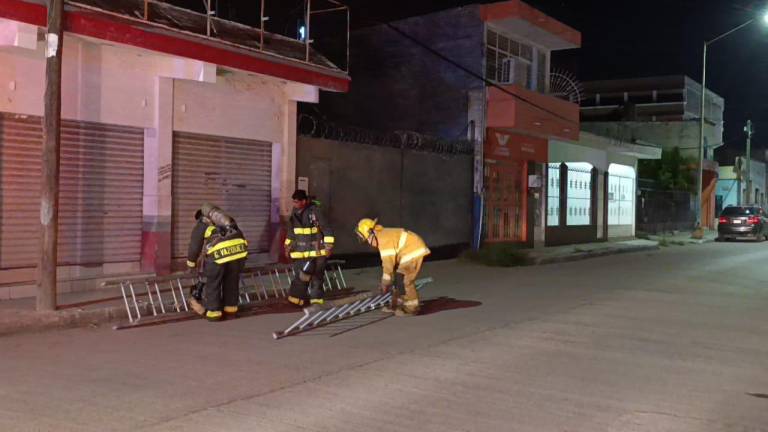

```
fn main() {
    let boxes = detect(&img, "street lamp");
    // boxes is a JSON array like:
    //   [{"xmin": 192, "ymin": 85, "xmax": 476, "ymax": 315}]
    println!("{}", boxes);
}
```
[{"xmin": 697, "ymin": 13, "xmax": 768, "ymax": 227}]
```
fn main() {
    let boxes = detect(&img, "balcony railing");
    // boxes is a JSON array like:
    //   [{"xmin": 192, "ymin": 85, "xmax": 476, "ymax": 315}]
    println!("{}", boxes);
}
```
[{"xmin": 67, "ymin": 0, "xmax": 350, "ymax": 72}]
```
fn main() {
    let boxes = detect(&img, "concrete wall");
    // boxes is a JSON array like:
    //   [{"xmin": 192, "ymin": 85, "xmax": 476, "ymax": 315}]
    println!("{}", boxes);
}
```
[
  {"xmin": 719, "ymin": 160, "xmax": 768, "ymax": 208},
  {"xmin": 717, "ymin": 179, "xmax": 739, "ymax": 210},
  {"xmin": 296, "ymin": 137, "xmax": 473, "ymax": 254},
  {"xmin": 581, "ymin": 121, "xmax": 720, "ymax": 161},
  {"xmin": 318, "ymin": 6, "xmax": 484, "ymax": 140}
]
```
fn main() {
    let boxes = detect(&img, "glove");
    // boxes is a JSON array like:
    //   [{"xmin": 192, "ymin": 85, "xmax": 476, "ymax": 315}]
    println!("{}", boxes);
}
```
[
  {"xmin": 379, "ymin": 282, "xmax": 392, "ymax": 295},
  {"xmin": 325, "ymin": 245, "xmax": 333, "ymax": 257},
  {"xmin": 190, "ymin": 281, "xmax": 205, "ymax": 301},
  {"xmin": 284, "ymin": 245, "xmax": 292, "ymax": 259}
]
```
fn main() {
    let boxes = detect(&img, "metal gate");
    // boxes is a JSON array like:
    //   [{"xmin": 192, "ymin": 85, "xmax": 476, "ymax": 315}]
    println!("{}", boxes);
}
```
[
  {"xmin": 171, "ymin": 131, "xmax": 272, "ymax": 261},
  {"xmin": 483, "ymin": 159, "xmax": 527, "ymax": 243},
  {"xmin": 0, "ymin": 113, "xmax": 143, "ymax": 270}
]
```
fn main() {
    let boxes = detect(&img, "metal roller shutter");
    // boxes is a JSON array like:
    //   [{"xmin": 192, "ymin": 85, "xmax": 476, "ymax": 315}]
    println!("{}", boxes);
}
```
[
  {"xmin": 0, "ymin": 112, "xmax": 144, "ymax": 270},
  {"xmin": 172, "ymin": 131, "xmax": 272, "ymax": 261}
]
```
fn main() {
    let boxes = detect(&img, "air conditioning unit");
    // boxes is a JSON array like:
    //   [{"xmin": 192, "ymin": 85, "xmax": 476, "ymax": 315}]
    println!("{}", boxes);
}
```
[{"xmin": 499, "ymin": 58, "xmax": 515, "ymax": 84}]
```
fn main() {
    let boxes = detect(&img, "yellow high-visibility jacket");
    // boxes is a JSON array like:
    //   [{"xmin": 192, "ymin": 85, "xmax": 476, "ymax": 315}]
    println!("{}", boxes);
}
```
[{"xmin": 375, "ymin": 228, "xmax": 430, "ymax": 283}]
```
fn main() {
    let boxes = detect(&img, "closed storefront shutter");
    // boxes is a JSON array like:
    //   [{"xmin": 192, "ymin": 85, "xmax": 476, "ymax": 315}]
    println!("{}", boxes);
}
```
[
  {"xmin": 0, "ymin": 113, "xmax": 144, "ymax": 269},
  {"xmin": 171, "ymin": 131, "xmax": 272, "ymax": 262}
]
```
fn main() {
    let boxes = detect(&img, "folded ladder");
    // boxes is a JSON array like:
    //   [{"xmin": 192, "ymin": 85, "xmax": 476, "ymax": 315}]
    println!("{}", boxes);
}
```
[{"xmin": 272, "ymin": 277, "xmax": 433, "ymax": 340}]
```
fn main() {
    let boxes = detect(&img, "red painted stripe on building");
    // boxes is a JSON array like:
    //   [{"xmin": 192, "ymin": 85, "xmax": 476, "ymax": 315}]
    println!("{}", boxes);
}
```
[
  {"xmin": 0, "ymin": 0, "xmax": 350, "ymax": 92},
  {"xmin": 1, "ymin": 0, "xmax": 46, "ymax": 26},
  {"xmin": 481, "ymin": 0, "xmax": 581, "ymax": 48}
]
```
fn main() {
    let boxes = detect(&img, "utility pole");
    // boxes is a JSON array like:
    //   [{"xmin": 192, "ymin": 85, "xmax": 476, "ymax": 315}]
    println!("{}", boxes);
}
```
[
  {"xmin": 38, "ymin": 0, "xmax": 64, "ymax": 312},
  {"xmin": 696, "ymin": 43, "xmax": 707, "ymax": 227},
  {"xmin": 745, "ymin": 119, "xmax": 754, "ymax": 204}
]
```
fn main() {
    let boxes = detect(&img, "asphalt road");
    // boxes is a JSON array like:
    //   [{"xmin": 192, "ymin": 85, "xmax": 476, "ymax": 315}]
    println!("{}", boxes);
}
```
[{"xmin": 1, "ymin": 241, "xmax": 768, "ymax": 431}]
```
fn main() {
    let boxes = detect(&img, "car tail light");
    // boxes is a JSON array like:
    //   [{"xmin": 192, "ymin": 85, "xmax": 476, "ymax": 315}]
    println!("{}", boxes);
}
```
[
  {"xmin": 719, "ymin": 216, "xmax": 729, "ymax": 224},
  {"xmin": 748, "ymin": 216, "xmax": 760, "ymax": 225}
]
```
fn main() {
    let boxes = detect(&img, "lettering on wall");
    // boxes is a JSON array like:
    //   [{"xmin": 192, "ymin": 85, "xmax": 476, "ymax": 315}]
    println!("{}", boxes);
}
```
[{"xmin": 158, "ymin": 164, "xmax": 172, "ymax": 183}]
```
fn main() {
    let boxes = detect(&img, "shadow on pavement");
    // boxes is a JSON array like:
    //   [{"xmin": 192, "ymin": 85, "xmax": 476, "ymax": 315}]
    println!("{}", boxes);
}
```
[{"xmin": 419, "ymin": 297, "xmax": 482, "ymax": 316}]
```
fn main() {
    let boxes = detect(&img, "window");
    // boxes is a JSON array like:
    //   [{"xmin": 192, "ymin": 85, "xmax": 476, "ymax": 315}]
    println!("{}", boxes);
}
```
[
  {"xmin": 485, "ymin": 28, "xmax": 547, "ymax": 91},
  {"xmin": 721, "ymin": 206, "xmax": 758, "ymax": 216},
  {"xmin": 547, "ymin": 163, "xmax": 561, "ymax": 226},
  {"xmin": 536, "ymin": 51, "xmax": 547, "ymax": 93},
  {"xmin": 566, "ymin": 163, "xmax": 593, "ymax": 226},
  {"xmin": 608, "ymin": 164, "xmax": 636, "ymax": 226}
]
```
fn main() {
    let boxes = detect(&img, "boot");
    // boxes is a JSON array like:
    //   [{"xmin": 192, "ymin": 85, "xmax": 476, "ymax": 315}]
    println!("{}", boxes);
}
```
[
  {"xmin": 205, "ymin": 310, "xmax": 223, "ymax": 322},
  {"xmin": 189, "ymin": 298, "xmax": 205, "ymax": 316},
  {"xmin": 381, "ymin": 296, "xmax": 403, "ymax": 313},
  {"xmin": 399, "ymin": 298, "xmax": 420, "ymax": 317},
  {"xmin": 395, "ymin": 307, "xmax": 419, "ymax": 317},
  {"xmin": 223, "ymin": 306, "xmax": 238, "ymax": 320}
]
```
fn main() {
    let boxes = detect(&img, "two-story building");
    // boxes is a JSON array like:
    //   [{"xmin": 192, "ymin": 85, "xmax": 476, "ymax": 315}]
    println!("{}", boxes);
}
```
[
  {"xmin": 319, "ymin": 0, "xmax": 659, "ymax": 248},
  {"xmin": 0, "ymin": 0, "xmax": 349, "ymax": 298},
  {"xmin": 581, "ymin": 76, "xmax": 725, "ymax": 229}
]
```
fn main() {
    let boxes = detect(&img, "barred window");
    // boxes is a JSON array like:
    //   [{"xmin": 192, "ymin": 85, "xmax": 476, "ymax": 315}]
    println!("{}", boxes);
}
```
[
  {"xmin": 566, "ymin": 163, "xmax": 593, "ymax": 226},
  {"xmin": 547, "ymin": 163, "xmax": 560, "ymax": 226},
  {"xmin": 485, "ymin": 27, "xmax": 547, "ymax": 91}
]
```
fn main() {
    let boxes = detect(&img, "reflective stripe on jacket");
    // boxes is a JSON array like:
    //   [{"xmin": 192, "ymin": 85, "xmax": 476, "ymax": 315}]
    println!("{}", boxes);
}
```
[
  {"xmin": 375, "ymin": 228, "xmax": 430, "ymax": 282},
  {"xmin": 207, "ymin": 236, "xmax": 248, "ymax": 264},
  {"xmin": 285, "ymin": 203, "xmax": 334, "ymax": 256}
]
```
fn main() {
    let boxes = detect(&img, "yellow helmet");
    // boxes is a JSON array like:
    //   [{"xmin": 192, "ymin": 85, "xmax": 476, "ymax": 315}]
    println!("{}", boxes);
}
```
[{"xmin": 355, "ymin": 218, "xmax": 378, "ymax": 242}]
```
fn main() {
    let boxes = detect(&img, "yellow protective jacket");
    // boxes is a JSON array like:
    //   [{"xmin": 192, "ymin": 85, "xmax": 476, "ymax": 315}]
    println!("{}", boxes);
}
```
[
  {"xmin": 375, "ymin": 228, "xmax": 430, "ymax": 283},
  {"xmin": 187, "ymin": 222, "xmax": 248, "ymax": 267}
]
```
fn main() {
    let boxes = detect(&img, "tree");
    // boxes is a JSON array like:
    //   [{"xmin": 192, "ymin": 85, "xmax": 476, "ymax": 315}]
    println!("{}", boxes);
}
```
[{"xmin": 638, "ymin": 147, "xmax": 696, "ymax": 192}]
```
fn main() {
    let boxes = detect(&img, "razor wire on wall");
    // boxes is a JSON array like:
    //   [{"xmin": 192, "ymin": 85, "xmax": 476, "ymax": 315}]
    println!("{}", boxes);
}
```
[{"xmin": 298, "ymin": 114, "xmax": 474, "ymax": 156}]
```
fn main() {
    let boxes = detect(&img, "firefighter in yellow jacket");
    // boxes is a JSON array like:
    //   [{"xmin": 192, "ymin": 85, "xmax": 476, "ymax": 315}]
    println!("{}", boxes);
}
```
[{"xmin": 355, "ymin": 218, "xmax": 430, "ymax": 316}]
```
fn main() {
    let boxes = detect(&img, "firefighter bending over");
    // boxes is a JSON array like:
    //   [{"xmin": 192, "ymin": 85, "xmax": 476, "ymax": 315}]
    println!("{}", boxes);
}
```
[
  {"xmin": 285, "ymin": 190, "xmax": 334, "ymax": 306},
  {"xmin": 187, "ymin": 203, "xmax": 248, "ymax": 322},
  {"xmin": 355, "ymin": 218, "xmax": 430, "ymax": 316}
]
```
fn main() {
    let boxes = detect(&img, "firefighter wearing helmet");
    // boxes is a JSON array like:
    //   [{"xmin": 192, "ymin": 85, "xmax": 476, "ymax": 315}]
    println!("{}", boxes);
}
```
[
  {"xmin": 186, "ymin": 203, "xmax": 248, "ymax": 322},
  {"xmin": 355, "ymin": 218, "xmax": 430, "ymax": 316},
  {"xmin": 284, "ymin": 190, "xmax": 335, "ymax": 306}
]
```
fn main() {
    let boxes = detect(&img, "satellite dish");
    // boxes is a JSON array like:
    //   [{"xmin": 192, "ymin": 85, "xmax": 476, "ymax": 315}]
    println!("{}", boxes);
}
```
[{"xmin": 548, "ymin": 70, "xmax": 584, "ymax": 105}]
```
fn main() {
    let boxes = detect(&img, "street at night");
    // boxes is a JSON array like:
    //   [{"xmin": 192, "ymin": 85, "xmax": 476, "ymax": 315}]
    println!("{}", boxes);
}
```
[
  {"xmin": 4, "ymin": 0, "xmax": 768, "ymax": 430},
  {"xmin": 2, "ymin": 243, "xmax": 768, "ymax": 431}
]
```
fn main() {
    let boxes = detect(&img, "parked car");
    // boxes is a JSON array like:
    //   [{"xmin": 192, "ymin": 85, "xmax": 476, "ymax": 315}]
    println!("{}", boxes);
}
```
[{"xmin": 717, "ymin": 205, "xmax": 768, "ymax": 241}]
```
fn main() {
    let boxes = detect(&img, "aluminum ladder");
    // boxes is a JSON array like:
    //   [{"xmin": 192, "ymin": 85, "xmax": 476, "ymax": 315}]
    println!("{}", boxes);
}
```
[
  {"xmin": 272, "ymin": 277, "xmax": 433, "ymax": 340},
  {"xmin": 107, "ymin": 260, "xmax": 350, "ymax": 326}
]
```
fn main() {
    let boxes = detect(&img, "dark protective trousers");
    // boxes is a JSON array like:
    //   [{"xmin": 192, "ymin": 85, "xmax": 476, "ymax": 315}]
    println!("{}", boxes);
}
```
[
  {"xmin": 203, "ymin": 257, "xmax": 246, "ymax": 312},
  {"xmin": 288, "ymin": 257, "xmax": 326, "ymax": 303}
]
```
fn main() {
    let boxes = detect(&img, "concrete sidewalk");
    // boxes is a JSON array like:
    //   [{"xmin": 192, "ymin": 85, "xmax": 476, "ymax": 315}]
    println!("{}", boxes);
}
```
[
  {"xmin": 645, "ymin": 229, "xmax": 718, "ymax": 245},
  {"xmin": 527, "ymin": 239, "xmax": 659, "ymax": 265},
  {"xmin": 0, "ymin": 286, "xmax": 139, "ymax": 337}
]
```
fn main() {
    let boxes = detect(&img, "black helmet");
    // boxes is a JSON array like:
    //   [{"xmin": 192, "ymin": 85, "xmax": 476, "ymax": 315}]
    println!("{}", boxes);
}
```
[{"xmin": 292, "ymin": 189, "xmax": 308, "ymax": 201}]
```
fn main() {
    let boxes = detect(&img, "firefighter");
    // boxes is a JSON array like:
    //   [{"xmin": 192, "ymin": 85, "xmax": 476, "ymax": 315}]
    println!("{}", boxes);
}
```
[
  {"xmin": 285, "ymin": 190, "xmax": 334, "ymax": 306},
  {"xmin": 355, "ymin": 218, "xmax": 430, "ymax": 316},
  {"xmin": 187, "ymin": 203, "xmax": 248, "ymax": 321},
  {"xmin": 185, "ymin": 210, "xmax": 212, "ymax": 316}
]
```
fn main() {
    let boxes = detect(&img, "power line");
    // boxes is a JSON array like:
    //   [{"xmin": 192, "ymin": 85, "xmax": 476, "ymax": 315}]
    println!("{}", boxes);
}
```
[{"xmin": 382, "ymin": 21, "xmax": 579, "ymax": 126}]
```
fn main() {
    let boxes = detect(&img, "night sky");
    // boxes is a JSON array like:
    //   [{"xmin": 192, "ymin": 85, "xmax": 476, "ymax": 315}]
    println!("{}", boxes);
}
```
[{"xmin": 177, "ymin": 0, "xmax": 768, "ymax": 165}]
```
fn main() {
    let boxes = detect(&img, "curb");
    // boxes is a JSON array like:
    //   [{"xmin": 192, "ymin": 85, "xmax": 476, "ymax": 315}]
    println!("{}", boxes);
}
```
[
  {"xmin": 0, "ymin": 287, "xmax": 360, "ymax": 337},
  {"xmin": 650, "ymin": 238, "xmax": 716, "ymax": 245},
  {"xmin": 531, "ymin": 244, "xmax": 661, "ymax": 266},
  {"xmin": 0, "ymin": 304, "xmax": 133, "ymax": 338}
]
